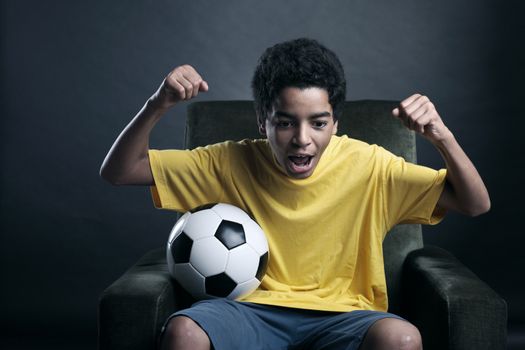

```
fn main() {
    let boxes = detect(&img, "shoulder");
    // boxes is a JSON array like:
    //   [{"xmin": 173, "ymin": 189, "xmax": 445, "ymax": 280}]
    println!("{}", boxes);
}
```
[
  {"xmin": 191, "ymin": 139, "xmax": 270, "ymax": 161},
  {"xmin": 228, "ymin": 138, "xmax": 269, "ymax": 155},
  {"xmin": 188, "ymin": 139, "xmax": 253, "ymax": 154},
  {"xmin": 324, "ymin": 135, "xmax": 406, "ymax": 178},
  {"xmin": 328, "ymin": 135, "xmax": 387, "ymax": 159},
  {"xmin": 199, "ymin": 138, "xmax": 267, "ymax": 149}
]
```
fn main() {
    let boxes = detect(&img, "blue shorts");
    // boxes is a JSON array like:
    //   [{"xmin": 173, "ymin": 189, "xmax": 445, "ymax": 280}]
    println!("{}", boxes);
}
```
[{"xmin": 162, "ymin": 299, "xmax": 405, "ymax": 350}]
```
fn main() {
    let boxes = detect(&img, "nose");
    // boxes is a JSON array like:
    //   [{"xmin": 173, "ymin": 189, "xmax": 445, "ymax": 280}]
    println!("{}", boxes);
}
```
[{"xmin": 292, "ymin": 123, "xmax": 311, "ymax": 148}]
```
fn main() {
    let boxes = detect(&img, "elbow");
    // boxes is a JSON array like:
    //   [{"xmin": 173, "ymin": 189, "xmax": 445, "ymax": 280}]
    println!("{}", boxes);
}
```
[
  {"xmin": 99, "ymin": 156, "xmax": 152, "ymax": 186},
  {"xmin": 464, "ymin": 198, "xmax": 491, "ymax": 217},
  {"xmin": 99, "ymin": 164, "xmax": 123, "ymax": 186}
]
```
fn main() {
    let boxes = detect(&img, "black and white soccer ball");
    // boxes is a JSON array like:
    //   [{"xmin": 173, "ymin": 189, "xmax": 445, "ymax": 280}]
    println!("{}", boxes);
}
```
[{"xmin": 167, "ymin": 203, "xmax": 269, "ymax": 300}]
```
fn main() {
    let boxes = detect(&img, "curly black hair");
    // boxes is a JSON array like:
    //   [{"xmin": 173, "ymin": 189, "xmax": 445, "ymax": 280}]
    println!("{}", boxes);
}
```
[{"xmin": 251, "ymin": 38, "xmax": 346, "ymax": 126}]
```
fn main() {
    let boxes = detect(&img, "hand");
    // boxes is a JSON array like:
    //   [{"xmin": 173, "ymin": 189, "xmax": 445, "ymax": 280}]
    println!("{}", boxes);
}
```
[
  {"xmin": 149, "ymin": 65, "xmax": 209, "ymax": 110},
  {"xmin": 392, "ymin": 94, "xmax": 452, "ymax": 144}
]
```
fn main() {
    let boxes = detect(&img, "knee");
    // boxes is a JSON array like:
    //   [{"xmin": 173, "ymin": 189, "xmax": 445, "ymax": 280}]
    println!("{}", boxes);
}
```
[
  {"xmin": 161, "ymin": 316, "xmax": 210, "ymax": 350},
  {"xmin": 398, "ymin": 324, "xmax": 422, "ymax": 350},
  {"xmin": 388, "ymin": 322, "xmax": 422, "ymax": 350},
  {"xmin": 363, "ymin": 318, "xmax": 422, "ymax": 350}
]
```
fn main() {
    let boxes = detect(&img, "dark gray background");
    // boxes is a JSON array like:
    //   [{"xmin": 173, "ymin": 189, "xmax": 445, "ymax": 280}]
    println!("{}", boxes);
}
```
[{"xmin": 1, "ymin": 0, "xmax": 523, "ymax": 348}]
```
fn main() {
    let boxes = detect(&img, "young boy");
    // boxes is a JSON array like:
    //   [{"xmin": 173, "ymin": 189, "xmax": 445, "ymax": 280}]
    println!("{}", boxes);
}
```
[{"xmin": 100, "ymin": 38, "xmax": 490, "ymax": 350}]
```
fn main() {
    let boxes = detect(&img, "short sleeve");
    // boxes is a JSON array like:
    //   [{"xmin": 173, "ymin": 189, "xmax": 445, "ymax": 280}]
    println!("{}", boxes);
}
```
[
  {"xmin": 148, "ymin": 143, "xmax": 230, "ymax": 212},
  {"xmin": 381, "ymin": 148, "xmax": 447, "ymax": 229}
]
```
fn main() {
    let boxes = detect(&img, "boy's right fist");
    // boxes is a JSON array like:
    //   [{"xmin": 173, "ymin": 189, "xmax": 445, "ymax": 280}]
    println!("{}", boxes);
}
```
[{"xmin": 150, "ymin": 65, "xmax": 209, "ymax": 110}]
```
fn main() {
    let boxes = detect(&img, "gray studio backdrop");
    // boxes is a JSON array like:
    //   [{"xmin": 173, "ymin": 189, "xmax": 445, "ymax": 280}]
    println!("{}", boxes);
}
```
[{"xmin": 1, "ymin": 0, "xmax": 523, "ymax": 345}]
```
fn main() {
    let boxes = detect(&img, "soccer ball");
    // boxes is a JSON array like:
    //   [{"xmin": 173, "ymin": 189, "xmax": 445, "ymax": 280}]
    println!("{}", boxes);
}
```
[{"xmin": 166, "ymin": 203, "xmax": 269, "ymax": 300}]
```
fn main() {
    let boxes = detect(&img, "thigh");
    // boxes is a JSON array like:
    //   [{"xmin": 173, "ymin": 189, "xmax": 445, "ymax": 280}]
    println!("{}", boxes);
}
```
[
  {"xmin": 162, "ymin": 299, "xmax": 294, "ymax": 350},
  {"xmin": 295, "ymin": 310, "xmax": 405, "ymax": 350}
]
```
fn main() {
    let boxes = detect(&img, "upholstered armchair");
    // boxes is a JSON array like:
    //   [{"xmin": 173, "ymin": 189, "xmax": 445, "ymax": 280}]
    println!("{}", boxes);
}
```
[{"xmin": 98, "ymin": 100, "xmax": 507, "ymax": 350}]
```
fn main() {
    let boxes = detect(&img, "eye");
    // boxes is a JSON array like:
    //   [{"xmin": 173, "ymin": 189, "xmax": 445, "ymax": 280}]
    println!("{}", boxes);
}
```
[
  {"xmin": 276, "ymin": 120, "xmax": 294, "ymax": 128},
  {"xmin": 312, "ymin": 121, "xmax": 328, "ymax": 129}
]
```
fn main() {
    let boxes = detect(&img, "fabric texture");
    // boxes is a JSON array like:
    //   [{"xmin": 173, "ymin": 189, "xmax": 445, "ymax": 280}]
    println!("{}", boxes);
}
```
[
  {"xmin": 165, "ymin": 298, "xmax": 404, "ymax": 350},
  {"xmin": 183, "ymin": 100, "xmax": 423, "ymax": 315},
  {"xmin": 148, "ymin": 135, "xmax": 446, "ymax": 312},
  {"xmin": 402, "ymin": 246, "xmax": 508, "ymax": 350}
]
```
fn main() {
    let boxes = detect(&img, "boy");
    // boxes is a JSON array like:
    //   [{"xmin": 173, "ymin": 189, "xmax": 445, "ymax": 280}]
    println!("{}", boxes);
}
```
[{"xmin": 100, "ymin": 38, "xmax": 490, "ymax": 350}]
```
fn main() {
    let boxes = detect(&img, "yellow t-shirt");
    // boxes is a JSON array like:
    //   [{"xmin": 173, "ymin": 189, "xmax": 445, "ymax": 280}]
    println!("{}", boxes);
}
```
[{"xmin": 148, "ymin": 135, "xmax": 447, "ymax": 312}]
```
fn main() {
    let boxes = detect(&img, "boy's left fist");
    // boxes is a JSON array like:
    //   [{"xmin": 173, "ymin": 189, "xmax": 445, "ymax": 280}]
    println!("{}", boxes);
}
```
[{"xmin": 392, "ymin": 94, "xmax": 452, "ymax": 144}]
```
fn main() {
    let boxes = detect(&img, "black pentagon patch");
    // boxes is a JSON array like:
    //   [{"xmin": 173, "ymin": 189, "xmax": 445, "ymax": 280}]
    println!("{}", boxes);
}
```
[
  {"xmin": 190, "ymin": 203, "xmax": 218, "ymax": 213},
  {"xmin": 170, "ymin": 232, "xmax": 193, "ymax": 264},
  {"xmin": 205, "ymin": 272, "xmax": 237, "ymax": 298},
  {"xmin": 256, "ymin": 252, "xmax": 269, "ymax": 281},
  {"xmin": 215, "ymin": 220, "xmax": 246, "ymax": 250}
]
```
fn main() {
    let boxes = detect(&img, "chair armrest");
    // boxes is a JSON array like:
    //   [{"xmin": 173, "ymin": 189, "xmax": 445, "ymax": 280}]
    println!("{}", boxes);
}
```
[
  {"xmin": 98, "ymin": 248, "xmax": 194, "ymax": 350},
  {"xmin": 401, "ymin": 245, "xmax": 507, "ymax": 350}
]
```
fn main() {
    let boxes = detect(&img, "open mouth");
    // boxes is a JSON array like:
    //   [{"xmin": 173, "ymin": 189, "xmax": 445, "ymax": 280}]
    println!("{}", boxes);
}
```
[{"xmin": 287, "ymin": 155, "xmax": 314, "ymax": 174}]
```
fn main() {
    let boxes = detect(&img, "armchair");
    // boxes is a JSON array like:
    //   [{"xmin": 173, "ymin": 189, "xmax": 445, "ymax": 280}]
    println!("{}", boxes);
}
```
[{"xmin": 98, "ymin": 100, "xmax": 507, "ymax": 350}]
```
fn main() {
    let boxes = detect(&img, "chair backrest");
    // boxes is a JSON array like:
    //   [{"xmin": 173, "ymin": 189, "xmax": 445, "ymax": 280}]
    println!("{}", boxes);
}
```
[{"xmin": 185, "ymin": 100, "xmax": 423, "ymax": 313}]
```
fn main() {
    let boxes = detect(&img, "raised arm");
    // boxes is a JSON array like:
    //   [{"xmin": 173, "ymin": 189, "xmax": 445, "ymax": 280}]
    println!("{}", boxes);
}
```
[
  {"xmin": 100, "ymin": 65, "xmax": 208, "ymax": 186},
  {"xmin": 392, "ymin": 94, "xmax": 490, "ymax": 217}
]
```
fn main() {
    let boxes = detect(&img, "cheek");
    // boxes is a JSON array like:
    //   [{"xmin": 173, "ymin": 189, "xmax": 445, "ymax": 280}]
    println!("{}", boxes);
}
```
[
  {"xmin": 317, "ymin": 132, "xmax": 332, "ymax": 144},
  {"xmin": 316, "ymin": 134, "xmax": 333, "ymax": 153},
  {"xmin": 268, "ymin": 135, "xmax": 285, "ymax": 155},
  {"xmin": 274, "ymin": 139, "xmax": 289, "ymax": 156},
  {"xmin": 272, "ymin": 131, "xmax": 291, "ymax": 147}
]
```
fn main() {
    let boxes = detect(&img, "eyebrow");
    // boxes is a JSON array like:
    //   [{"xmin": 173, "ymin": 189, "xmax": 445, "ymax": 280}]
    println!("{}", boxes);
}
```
[{"xmin": 274, "ymin": 111, "xmax": 332, "ymax": 119}]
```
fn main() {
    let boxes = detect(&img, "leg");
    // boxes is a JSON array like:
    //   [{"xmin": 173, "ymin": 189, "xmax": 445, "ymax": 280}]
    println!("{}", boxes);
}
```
[
  {"xmin": 160, "ymin": 316, "xmax": 211, "ymax": 350},
  {"xmin": 360, "ymin": 318, "xmax": 422, "ymax": 350},
  {"xmin": 159, "ymin": 299, "xmax": 295, "ymax": 349},
  {"xmin": 292, "ymin": 309, "xmax": 416, "ymax": 350}
]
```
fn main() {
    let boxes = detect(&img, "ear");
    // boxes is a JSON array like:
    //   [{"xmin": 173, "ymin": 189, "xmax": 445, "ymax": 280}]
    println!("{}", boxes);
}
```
[
  {"xmin": 332, "ymin": 120, "xmax": 338, "ymax": 135},
  {"xmin": 258, "ymin": 118, "xmax": 267, "ymax": 136}
]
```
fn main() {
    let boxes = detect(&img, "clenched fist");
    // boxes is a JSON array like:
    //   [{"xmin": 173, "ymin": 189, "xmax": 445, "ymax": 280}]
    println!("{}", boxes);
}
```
[
  {"xmin": 149, "ymin": 65, "xmax": 209, "ymax": 110},
  {"xmin": 392, "ymin": 94, "xmax": 452, "ymax": 144}
]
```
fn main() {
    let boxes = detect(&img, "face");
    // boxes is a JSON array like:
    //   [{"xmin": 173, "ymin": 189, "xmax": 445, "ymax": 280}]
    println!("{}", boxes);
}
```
[{"xmin": 259, "ymin": 87, "xmax": 338, "ymax": 179}]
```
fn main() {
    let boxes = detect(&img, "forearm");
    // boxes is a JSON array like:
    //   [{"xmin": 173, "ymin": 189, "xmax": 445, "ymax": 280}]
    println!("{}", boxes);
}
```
[
  {"xmin": 99, "ymin": 99, "xmax": 168, "ymax": 185},
  {"xmin": 393, "ymin": 94, "xmax": 490, "ymax": 216},
  {"xmin": 433, "ymin": 131, "xmax": 490, "ymax": 216},
  {"xmin": 100, "ymin": 64, "xmax": 208, "ymax": 186}
]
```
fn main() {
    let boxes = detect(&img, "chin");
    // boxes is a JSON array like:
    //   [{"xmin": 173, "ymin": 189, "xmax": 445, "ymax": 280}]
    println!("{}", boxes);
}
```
[{"xmin": 286, "ymin": 169, "xmax": 314, "ymax": 179}]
